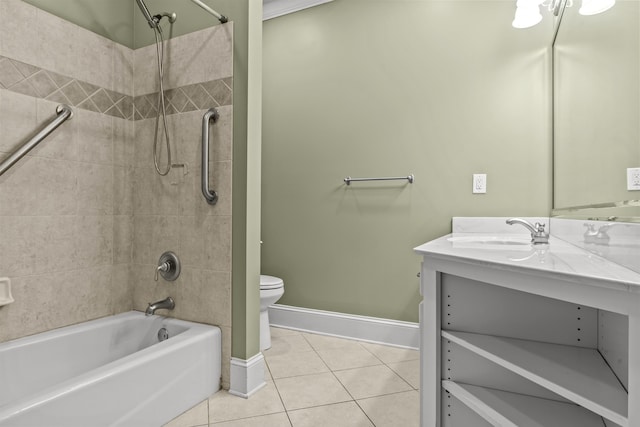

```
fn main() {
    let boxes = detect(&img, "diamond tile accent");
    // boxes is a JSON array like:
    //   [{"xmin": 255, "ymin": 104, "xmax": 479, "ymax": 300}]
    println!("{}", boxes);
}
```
[
  {"xmin": 27, "ymin": 71, "xmax": 58, "ymax": 98},
  {"xmin": 90, "ymin": 89, "xmax": 116, "ymax": 113},
  {"xmin": 60, "ymin": 81, "xmax": 90, "ymax": 106},
  {"xmin": 0, "ymin": 54, "xmax": 231, "ymax": 122},
  {"xmin": 11, "ymin": 59, "xmax": 40, "ymax": 78},
  {"xmin": 0, "ymin": 58, "xmax": 24, "ymax": 88}
]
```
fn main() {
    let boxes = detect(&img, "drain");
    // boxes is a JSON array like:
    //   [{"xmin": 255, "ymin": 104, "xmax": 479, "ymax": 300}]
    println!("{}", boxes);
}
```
[{"xmin": 157, "ymin": 327, "xmax": 169, "ymax": 342}]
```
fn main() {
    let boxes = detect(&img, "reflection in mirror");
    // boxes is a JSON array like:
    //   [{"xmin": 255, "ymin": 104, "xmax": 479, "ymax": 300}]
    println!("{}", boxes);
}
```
[{"xmin": 553, "ymin": 0, "xmax": 640, "ymax": 221}]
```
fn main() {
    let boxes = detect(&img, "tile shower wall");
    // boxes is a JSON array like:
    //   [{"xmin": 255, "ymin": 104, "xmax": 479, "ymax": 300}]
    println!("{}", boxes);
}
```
[
  {"xmin": 130, "ymin": 24, "xmax": 234, "ymax": 389},
  {"xmin": 0, "ymin": 0, "xmax": 133, "ymax": 341},
  {"xmin": 0, "ymin": 1, "xmax": 234, "ymax": 389}
]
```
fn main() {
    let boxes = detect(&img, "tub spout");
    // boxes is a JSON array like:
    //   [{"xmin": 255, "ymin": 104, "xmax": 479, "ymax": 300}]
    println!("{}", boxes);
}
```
[{"xmin": 145, "ymin": 297, "xmax": 175, "ymax": 316}]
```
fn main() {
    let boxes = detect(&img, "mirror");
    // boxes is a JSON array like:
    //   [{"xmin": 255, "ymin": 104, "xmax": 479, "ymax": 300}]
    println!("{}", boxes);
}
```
[{"xmin": 553, "ymin": 0, "xmax": 640, "ymax": 221}]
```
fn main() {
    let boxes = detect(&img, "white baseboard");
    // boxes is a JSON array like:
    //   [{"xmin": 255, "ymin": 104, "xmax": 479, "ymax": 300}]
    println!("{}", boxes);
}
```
[
  {"xmin": 268, "ymin": 304, "xmax": 419, "ymax": 350},
  {"xmin": 229, "ymin": 353, "xmax": 266, "ymax": 399}
]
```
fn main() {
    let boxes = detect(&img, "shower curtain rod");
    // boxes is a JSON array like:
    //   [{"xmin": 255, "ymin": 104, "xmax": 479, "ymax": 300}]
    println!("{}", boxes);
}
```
[{"xmin": 190, "ymin": 0, "xmax": 228, "ymax": 23}]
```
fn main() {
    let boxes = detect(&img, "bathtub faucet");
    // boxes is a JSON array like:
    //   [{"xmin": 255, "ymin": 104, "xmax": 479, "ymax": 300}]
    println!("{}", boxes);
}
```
[{"xmin": 145, "ymin": 297, "xmax": 175, "ymax": 316}]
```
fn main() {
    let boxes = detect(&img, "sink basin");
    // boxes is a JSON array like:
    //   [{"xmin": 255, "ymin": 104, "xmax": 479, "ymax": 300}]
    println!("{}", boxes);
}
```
[{"xmin": 446, "ymin": 236, "xmax": 532, "ymax": 246}]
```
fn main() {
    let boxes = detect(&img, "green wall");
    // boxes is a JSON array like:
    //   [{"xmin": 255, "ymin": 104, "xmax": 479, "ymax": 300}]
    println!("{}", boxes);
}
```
[{"xmin": 262, "ymin": 0, "xmax": 553, "ymax": 323}]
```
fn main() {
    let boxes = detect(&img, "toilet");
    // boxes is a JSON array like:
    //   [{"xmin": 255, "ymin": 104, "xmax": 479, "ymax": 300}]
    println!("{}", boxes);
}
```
[{"xmin": 259, "ymin": 275, "xmax": 285, "ymax": 351}]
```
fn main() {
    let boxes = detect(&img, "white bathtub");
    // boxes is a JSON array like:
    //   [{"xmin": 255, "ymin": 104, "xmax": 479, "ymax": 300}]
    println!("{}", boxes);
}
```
[{"xmin": 0, "ymin": 311, "xmax": 221, "ymax": 426}]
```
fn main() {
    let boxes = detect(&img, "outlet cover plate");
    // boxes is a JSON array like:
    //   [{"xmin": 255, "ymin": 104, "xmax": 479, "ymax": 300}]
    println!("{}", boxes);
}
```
[
  {"xmin": 628, "ymin": 167, "xmax": 640, "ymax": 191},
  {"xmin": 473, "ymin": 174, "xmax": 487, "ymax": 194}
]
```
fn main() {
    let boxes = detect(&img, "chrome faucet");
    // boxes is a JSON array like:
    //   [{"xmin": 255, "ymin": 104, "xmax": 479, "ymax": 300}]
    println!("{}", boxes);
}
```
[
  {"xmin": 584, "ymin": 222, "xmax": 628, "ymax": 245},
  {"xmin": 145, "ymin": 297, "xmax": 175, "ymax": 316},
  {"xmin": 506, "ymin": 218, "xmax": 549, "ymax": 244}
]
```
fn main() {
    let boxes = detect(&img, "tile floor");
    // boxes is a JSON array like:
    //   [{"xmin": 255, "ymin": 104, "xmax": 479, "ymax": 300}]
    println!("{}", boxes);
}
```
[{"xmin": 165, "ymin": 327, "xmax": 420, "ymax": 427}]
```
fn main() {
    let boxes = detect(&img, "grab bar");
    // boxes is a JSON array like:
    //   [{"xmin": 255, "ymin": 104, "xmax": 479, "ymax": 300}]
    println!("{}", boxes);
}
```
[
  {"xmin": 344, "ymin": 174, "xmax": 414, "ymax": 185},
  {"xmin": 0, "ymin": 104, "xmax": 73, "ymax": 177},
  {"xmin": 201, "ymin": 108, "xmax": 219, "ymax": 205}
]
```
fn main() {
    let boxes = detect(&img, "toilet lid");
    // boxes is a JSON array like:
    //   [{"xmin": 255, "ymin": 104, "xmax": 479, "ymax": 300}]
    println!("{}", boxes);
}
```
[{"xmin": 260, "ymin": 275, "xmax": 284, "ymax": 290}]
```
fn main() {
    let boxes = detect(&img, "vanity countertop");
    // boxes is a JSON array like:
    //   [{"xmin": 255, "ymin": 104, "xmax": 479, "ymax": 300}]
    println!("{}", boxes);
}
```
[{"xmin": 415, "ymin": 233, "xmax": 640, "ymax": 294}]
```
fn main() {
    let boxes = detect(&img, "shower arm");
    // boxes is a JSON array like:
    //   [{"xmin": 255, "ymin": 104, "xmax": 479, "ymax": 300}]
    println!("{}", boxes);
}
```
[{"xmin": 190, "ymin": 0, "xmax": 228, "ymax": 23}]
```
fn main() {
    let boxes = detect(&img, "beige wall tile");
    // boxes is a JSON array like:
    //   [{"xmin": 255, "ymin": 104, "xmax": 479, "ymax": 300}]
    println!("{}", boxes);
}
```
[
  {"xmin": 76, "ymin": 109, "xmax": 114, "ymax": 165},
  {"xmin": 174, "ymin": 269, "xmax": 231, "ymax": 327},
  {"xmin": 0, "ymin": 156, "xmax": 77, "ymax": 216},
  {"xmin": 111, "ymin": 264, "xmax": 133, "ymax": 313},
  {"xmin": 76, "ymin": 163, "xmax": 114, "ymax": 215},
  {"xmin": 35, "ymin": 7, "xmax": 79, "ymax": 80},
  {"xmin": 132, "ymin": 215, "xmax": 180, "ymax": 265},
  {"xmin": 113, "ymin": 215, "xmax": 133, "ymax": 264},
  {"xmin": 0, "ymin": 89, "xmax": 37, "ymax": 154},
  {"xmin": 113, "ymin": 117, "xmax": 134, "ymax": 166},
  {"xmin": 71, "ymin": 23, "xmax": 115, "ymax": 90},
  {"xmin": 0, "ymin": 1, "xmax": 40, "ymax": 67},
  {"xmin": 113, "ymin": 165, "xmax": 134, "ymax": 215},
  {"xmin": 113, "ymin": 43, "xmax": 133, "ymax": 96},
  {"xmin": 177, "ymin": 215, "xmax": 231, "ymax": 271}
]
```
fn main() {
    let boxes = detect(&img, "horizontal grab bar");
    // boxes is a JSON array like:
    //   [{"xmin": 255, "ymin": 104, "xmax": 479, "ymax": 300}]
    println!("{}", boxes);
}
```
[
  {"xmin": 344, "ymin": 174, "xmax": 414, "ymax": 185},
  {"xmin": 0, "ymin": 104, "xmax": 73, "ymax": 177}
]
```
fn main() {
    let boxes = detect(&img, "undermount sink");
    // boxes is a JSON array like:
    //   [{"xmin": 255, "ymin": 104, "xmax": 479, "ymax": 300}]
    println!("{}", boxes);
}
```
[{"xmin": 446, "ymin": 236, "xmax": 531, "ymax": 246}]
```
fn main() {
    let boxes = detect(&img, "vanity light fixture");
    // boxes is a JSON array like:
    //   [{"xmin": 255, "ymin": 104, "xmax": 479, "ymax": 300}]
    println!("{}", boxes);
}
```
[
  {"xmin": 512, "ymin": 0, "xmax": 615, "ymax": 29},
  {"xmin": 578, "ymin": 0, "xmax": 615, "ymax": 15},
  {"xmin": 512, "ymin": 0, "xmax": 543, "ymax": 29}
]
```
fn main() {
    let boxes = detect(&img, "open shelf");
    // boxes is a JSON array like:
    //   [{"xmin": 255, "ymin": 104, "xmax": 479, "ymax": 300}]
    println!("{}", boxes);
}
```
[
  {"xmin": 443, "ymin": 381, "xmax": 606, "ymax": 427},
  {"xmin": 442, "ymin": 330, "xmax": 628, "ymax": 426}
]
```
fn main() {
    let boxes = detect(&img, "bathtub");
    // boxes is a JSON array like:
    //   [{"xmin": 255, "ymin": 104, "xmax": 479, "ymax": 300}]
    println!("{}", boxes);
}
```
[{"xmin": 0, "ymin": 311, "xmax": 221, "ymax": 426}]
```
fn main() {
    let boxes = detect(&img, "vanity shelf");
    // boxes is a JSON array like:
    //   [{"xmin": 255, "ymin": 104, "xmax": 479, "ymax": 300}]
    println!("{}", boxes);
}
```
[
  {"xmin": 442, "ymin": 381, "xmax": 606, "ymax": 427},
  {"xmin": 442, "ymin": 330, "xmax": 627, "ymax": 425}
]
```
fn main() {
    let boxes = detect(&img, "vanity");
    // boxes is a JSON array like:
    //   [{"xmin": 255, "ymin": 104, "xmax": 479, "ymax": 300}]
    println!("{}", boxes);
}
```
[{"xmin": 415, "ymin": 218, "xmax": 640, "ymax": 426}]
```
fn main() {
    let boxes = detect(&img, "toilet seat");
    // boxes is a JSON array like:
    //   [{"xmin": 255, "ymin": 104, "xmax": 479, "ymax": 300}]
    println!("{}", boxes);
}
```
[{"xmin": 260, "ymin": 275, "xmax": 284, "ymax": 290}]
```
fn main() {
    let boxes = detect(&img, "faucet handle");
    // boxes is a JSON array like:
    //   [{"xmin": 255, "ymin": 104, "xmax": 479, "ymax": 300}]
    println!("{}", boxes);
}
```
[{"xmin": 155, "ymin": 262, "xmax": 170, "ymax": 282}]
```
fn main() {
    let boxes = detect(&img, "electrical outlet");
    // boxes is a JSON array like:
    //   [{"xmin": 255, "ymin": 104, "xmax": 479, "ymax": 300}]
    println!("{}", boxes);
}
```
[
  {"xmin": 628, "ymin": 167, "xmax": 640, "ymax": 191},
  {"xmin": 473, "ymin": 174, "xmax": 487, "ymax": 194}
]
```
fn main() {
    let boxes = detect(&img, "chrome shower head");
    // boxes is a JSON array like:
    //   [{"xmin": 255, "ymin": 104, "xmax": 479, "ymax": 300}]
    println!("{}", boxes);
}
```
[{"xmin": 135, "ymin": 0, "xmax": 158, "ymax": 29}]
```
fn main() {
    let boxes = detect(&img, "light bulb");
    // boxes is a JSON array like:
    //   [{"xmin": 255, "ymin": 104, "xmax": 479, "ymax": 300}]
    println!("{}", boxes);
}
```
[
  {"xmin": 512, "ymin": 5, "xmax": 543, "ymax": 28},
  {"xmin": 579, "ymin": 0, "xmax": 615, "ymax": 15}
]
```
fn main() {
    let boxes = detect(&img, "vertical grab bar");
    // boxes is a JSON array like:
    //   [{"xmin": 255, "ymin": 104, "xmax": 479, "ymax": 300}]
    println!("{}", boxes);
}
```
[
  {"xmin": 0, "ymin": 104, "xmax": 73, "ymax": 177},
  {"xmin": 201, "ymin": 108, "xmax": 219, "ymax": 205}
]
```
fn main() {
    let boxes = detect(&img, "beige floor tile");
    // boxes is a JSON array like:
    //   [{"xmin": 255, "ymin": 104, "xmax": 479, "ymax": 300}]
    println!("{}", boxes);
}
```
[
  {"xmin": 302, "ymin": 333, "xmax": 364, "ymax": 352},
  {"xmin": 208, "ymin": 382, "xmax": 285, "ymax": 423},
  {"xmin": 270, "ymin": 326, "xmax": 301, "ymax": 337},
  {"xmin": 266, "ymin": 350, "xmax": 329, "ymax": 379},
  {"xmin": 316, "ymin": 346, "xmax": 382, "ymax": 371},
  {"xmin": 211, "ymin": 412, "xmax": 292, "ymax": 426},
  {"xmin": 358, "ymin": 391, "xmax": 420, "ymax": 427},
  {"xmin": 163, "ymin": 400, "xmax": 208, "ymax": 427},
  {"xmin": 387, "ymin": 359, "xmax": 420, "ymax": 389},
  {"xmin": 334, "ymin": 365, "xmax": 412, "ymax": 399},
  {"xmin": 264, "ymin": 334, "xmax": 313, "ymax": 357},
  {"xmin": 360, "ymin": 342, "xmax": 419, "ymax": 364},
  {"xmin": 275, "ymin": 372, "xmax": 352, "ymax": 411},
  {"xmin": 288, "ymin": 401, "xmax": 374, "ymax": 427}
]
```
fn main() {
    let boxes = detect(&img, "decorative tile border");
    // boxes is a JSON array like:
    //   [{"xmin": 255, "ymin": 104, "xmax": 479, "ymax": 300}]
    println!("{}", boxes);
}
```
[
  {"xmin": 133, "ymin": 77, "xmax": 233, "ymax": 121},
  {"xmin": 0, "ymin": 55, "xmax": 232, "ymax": 121}
]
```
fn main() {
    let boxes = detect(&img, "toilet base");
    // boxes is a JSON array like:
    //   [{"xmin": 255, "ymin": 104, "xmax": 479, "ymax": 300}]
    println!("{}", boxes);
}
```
[{"xmin": 260, "ymin": 309, "xmax": 271, "ymax": 351}]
